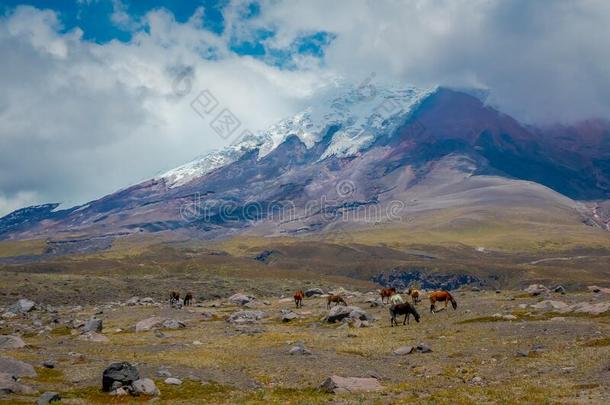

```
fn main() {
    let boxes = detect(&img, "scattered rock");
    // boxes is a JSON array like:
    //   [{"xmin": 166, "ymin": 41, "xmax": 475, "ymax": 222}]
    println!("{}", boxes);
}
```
[
  {"xmin": 570, "ymin": 302, "xmax": 610, "ymax": 315},
  {"xmin": 42, "ymin": 360, "xmax": 55, "ymax": 369},
  {"xmin": 553, "ymin": 285, "xmax": 566, "ymax": 294},
  {"xmin": 502, "ymin": 315, "xmax": 517, "ymax": 321},
  {"xmin": 319, "ymin": 375, "xmax": 382, "ymax": 393},
  {"xmin": 0, "ymin": 372, "xmax": 35, "ymax": 395},
  {"xmin": 471, "ymin": 286, "xmax": 481, "ymax": 292},
  {"xmin": 305, "ymin": 288, "xmax": 325, "ymax": 297},
  {"xmin": 516, "ymin": 349, "xmax": 530, "ymax": 357},
  {"xmin": 110, "ymin": 387, "xmax": 129, "ymax": 396},
  {"xmin": 102, "ymin": 362, "xmax": 140, "ymax": 392},
  {"xmin": 78, "ymin": 332, "xmax": 109, "ymax": 342},
  {"xmin": 11, "ymin": 299, "xmax": 35, "ymax": 314},
  {"xmin": 280, "ymin": 309, "xmax": 298, "ymax": 322},
  {"xmin": 132, "ymin": 378, "xmax": 160, "ymax": 396},
  {"xmin": 393, "ymin": 346, "xmax": 415, "ymax": 355},
  {"xmin": 164, "ymin": 377, "xmax": 182, "ymax": 385},
  {"xmin": 524, "ymin": 284, "xmax": 549, "ymax": 296},
  {"xmin": 530, "ymin": 300, "xmax": 571, "ymax": 312},
  {"xmin": 587, "ymin": 285, "xmax": 610, "ymax": 294},
  {"xmin": 416, "ymin": 343, "xmax": 432, "ymax": 353},
  {"xmin": 470, "ymin": 376, "xmax": 484, "ymax": 385},
  {"xmin": 161, "ymin": 319, "xmax": 186, "ymax": 329},
  {"xmin": 0, "ymin": 335, "xmax": 26, "ymax": 350},
  {"xmin": 0, "ymin": 357, "xmax": 37, "ymax": 377},
  {"xmin": 228, "ymin": 293, "xmax": 255, "ymax": 306},
  {"xmin": 140, "ymin": 297, "xmax": 154, "ymax": 304},
  {"xmin": 288, "ymin": 345, "xmax": 312, "ymax": 355},
  {"xmin": 154, "ymin": 330, "xmax": 166, "ymax": 338},
  {"xmin": 126, "ymin": 297, "xmax": 140, "ymax": 306},
  {"xmin": 135, "ymin": 317, "xmax": 164, "ymax": 333},
  {"xmin": 325, "ymin": 306, "xmax": 371, "ymax": 324},
  {"xmin": 200, "ymin": 311, "xmax": 215, "ymax": 320},
  {"xmin": 83, "ymin": 318, "xmax": 103, "ymax": 333},
  {"xmin": 157, "ymin": 369, "xmax": 171, "ymax": 377},
  {"xmin": 227, "ymin": 310, "xmax": 266, "ymax": 324},
  {"xmin": 37, "ymin": 391, "xmax": 61, "ymax": 404}
]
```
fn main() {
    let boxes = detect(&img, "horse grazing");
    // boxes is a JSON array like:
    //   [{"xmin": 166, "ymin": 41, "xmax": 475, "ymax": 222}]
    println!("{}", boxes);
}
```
[
  {"xmin": 407, "ymin": 288, "xmax": 421, "ymax": 305},
  {"xmin": 183, "ymin": 292, "xmax": 193, "ymax": 306},
  {"xmin": 429, "ymin": 290, "xmax": 457, "ymax": 313},
  {"xmin": 169, "ymin": 291, "xmax": 180, "ymax": 305},
  {"xmin": 326, "ymin": 294, "xmax": 347, "ymax": 309},
  {"xmin": 389, "ymin": 303, "xmax": 420, "ymax": 326},
  {"xmin": 294, "ymin": 290, "xmax": 304, "ymax": 308},
  {"xmin": 380, "ymin": 287, "xmax": 397, "ymax": 304}
]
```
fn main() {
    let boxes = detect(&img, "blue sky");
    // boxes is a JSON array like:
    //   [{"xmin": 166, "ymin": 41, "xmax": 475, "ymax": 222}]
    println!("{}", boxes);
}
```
[{"xmin": 1, "ymin": 0, "xmax": 609, "ymax": 215}]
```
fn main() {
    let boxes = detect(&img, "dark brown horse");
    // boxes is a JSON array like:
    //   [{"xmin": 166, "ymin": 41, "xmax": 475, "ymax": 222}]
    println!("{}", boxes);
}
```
[
  {"xmin": 380, "ymin": 287, "xmax": 396, "ymax": 304},
  {"xmin": 389, "ymin": 303, "xmax": 421, "ymax": 326},
  {"xmin": 183, "ymin": 292, "xmax": 193, "ymax": 306},
  {"xmin": 429, "ymin": 290, "xmax": 457, "ymax": 313},
  {"xmin": 169, "ymin": 291, "xmax": 180, "ymax": 305},
  {"xmin": 294, "ymin": 290, "xmax": 304, "ymax": 308},
  {"xmin": 326, "ymin": 294, "xmax": 347, "ymax": 309}
]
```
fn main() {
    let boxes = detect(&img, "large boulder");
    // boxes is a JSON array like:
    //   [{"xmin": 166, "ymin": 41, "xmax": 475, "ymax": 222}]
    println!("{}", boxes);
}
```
[
  {"xmin": 37, "ymin": 391, "xmax": 61, "ymax": 404},
  {"xmin": 0, "ymin": 357, "xmax": 37, "ymax": 378},
  {"xmin": 305, "ymin": 288, "xmax": 325, "ymax": 297},
  {"xmin": 530, "ymin": 300, "xmax": 571, "ymax": 312},
  {"xmin": 570, "ymin": 302, "xmax": 610, "ymax": 315},
  {"xmin": 11, "ymin": 299, "xmax": 35, "ymax": 314},
  {"xmin": 227, "ymin": 310, "xmax": 266, "ymax": 324},
  {"xmin": 228, "ymin": 293, "xmax": 255, "ymax": 306},
  {"xmin": 161, "ymin": 319, "xmax": 186, "ymax": 329},
  {"xmin": 102, "ymin": 362, "xmax": 140, "ymax": 392},
  {"xmin": 524, "ymin": 284, "xmax": 549, "ymax": 296},
  {"xmin": 0, "ymin": 336, "xmax": 26, "ymax": 350},
  {"xmin": 135, "ymin": 317, "xmax": 164, "ymax": 333},
  {"xmin": 587, "ymin": 285, "xmax": 610, "ymax": 294},
  {"xmin": 131, "ymin": 378, "xmax": 160, "ymax": 396},
  {"xmin": 325, "ymin": 306, "xmax": 371, "ymax": 323},
  {"xmin": 280, "ymin": 309, "xmax": 298, "ymax": 322},
  {"xmin": 83, "ymin": 318, "xmax": 103, "ymax": 333},
  {"xmin": 319, "ymin": 375, "xmax": 382, "ymax": 393},
  {"xmin": 0, "ymin": 372, "xmax": 35, "ymax": 395}
]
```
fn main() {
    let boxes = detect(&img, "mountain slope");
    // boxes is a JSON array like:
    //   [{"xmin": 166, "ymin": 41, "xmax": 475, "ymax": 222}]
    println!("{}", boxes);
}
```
[{"xmin": 1, "ymin": 86, "xmax": 610, "ymax": 243}]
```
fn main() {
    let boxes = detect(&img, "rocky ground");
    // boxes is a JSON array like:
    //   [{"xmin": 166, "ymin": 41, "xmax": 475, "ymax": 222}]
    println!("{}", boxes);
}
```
[{"xmin": 0, "ymin": 285, "xmax": 609, "ymax": 404}]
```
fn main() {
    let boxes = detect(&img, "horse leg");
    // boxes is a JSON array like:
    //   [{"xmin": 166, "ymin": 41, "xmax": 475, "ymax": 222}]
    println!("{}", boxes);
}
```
[{"xmin": 403, "ymin": 314, "xmax": 407, "ymax": 325}]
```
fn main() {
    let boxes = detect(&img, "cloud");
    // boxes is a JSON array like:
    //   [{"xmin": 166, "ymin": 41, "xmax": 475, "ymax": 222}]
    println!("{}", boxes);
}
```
[
  {"xmin": 0, "ymin": 5, "xmax": 333, "ymax": 215},
  {"xmin": 1, "ymin": 1, "xmax": 610, "ymax": 215},
  {"xmin": 246, "ymin": 0, "xmax": 610, "ymax": 123}
]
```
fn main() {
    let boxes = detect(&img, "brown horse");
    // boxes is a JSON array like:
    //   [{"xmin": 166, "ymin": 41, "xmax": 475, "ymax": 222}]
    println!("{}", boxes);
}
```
[
  {"xmin": 183, "ymin": 292, "xmax": 193, "ymax": 306},
  {"xmin": 380, "ymin": 287, "xmax": 396, "ymax": 304},
  {"xmin": 169, "ymin": 291, "xmax": 180, "ymax": 305},
  {"xmin": 327, "ymin": 294, "xmax": 347, "ymax": 309},
  {"xmin": 389, "ymin": 303, "xmax": 421, "ymax": 326},
  {"xmin": 429, "ymin": 291, "xmax": 457, "ymax": 313},
  {"xmin": 294, "ymin": 290, "xmax": 304, "ymax": 308},
  {"xmin": 407, "ymin": 288, "xmax": 421, "ymax": 305}
]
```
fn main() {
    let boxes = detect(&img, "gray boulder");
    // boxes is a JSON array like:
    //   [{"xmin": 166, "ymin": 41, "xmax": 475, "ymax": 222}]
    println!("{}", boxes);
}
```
[
  {"xmin": 0, "ymin": 372, "xmax": 35, "ymax": 395},
  {"xmin": 161, "ymin": 319, "xmax": 186, "ymax": 329},
  {"xmin": 0, "ymin": 335, "xmax": 26, "ymax": 350},
  {"xmin": 11, "ymin": 299, "xmax": 35, "ymax": 314},
  {"xmin": 280, "ymin": 309, "xmax": 298, "ymax": 322},
  {"xmin": 102, "ymin": 362, "xmax": 140, "ymax": 392},
  {"xmin": 0, "ymin": 357, "xmax": 37, "ymax": 378},
  {"xmin": 227, "ymin": 310, "xmax": 266, "ymax": 324},
  {"xmin": 37, "ymin": 391, "xmax": 61, "ymax": 404},
  {"xmin": 524, "ymin": 284, "xmax": 549, "ymax": 296},
  {"xmin": 228, "ymin": 293, "xmax": 255, "ymax": 306},
  {"xmin": 164, "ymin": 377, "xmax": 182, "ymax": 385},
  {"xmin": 83, "ymin": 318, "xmax": 103, "ymax": 333},
  {"xmin": 132, "ymin": 378, "xmax": 160, "ymax": 396},
  {"xmin": 393, "ymin": 346, "xmax": 415, "ymax": 355},
  {"xmin": 319, "ymin": 375, "xmax": 382, "ymax": 393},
  {"xmin": 135, "ymin": 317, "xmax": 164, "ymax": 333},
  {"xmin": 305, "ymin": 288, "xmax": 325, "ymax": 297},
  {"xmin": 326, "ymin": 306, "xmax": 370, "ymax": 323}
]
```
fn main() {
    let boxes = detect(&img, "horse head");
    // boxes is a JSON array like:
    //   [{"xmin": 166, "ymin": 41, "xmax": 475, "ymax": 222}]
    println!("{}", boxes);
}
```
[{"xmin": 451, "ymin": 299, "xmax": 458, "ymax": 310}]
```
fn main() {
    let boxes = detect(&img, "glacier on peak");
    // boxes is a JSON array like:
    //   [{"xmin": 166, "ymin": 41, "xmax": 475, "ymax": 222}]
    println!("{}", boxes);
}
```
[{"xmin": 158, "ymin": 84, "xmax": 437, "ymax": 188}]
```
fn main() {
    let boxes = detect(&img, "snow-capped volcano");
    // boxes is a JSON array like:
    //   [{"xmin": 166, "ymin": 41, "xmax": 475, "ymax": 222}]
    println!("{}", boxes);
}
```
[
  {"xmin": 3, "ymin": 86, "xmax": 610, "ymax": 242},
  {"xmin": 159, "ymin": 84, "xmax": 436, "ymax": 188}
]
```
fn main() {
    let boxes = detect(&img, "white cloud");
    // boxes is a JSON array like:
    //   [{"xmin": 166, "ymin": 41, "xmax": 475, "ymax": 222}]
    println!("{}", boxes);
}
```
[{"xmin": 1, "ymin": 1, "xmax": 610, "ymax": 216}]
